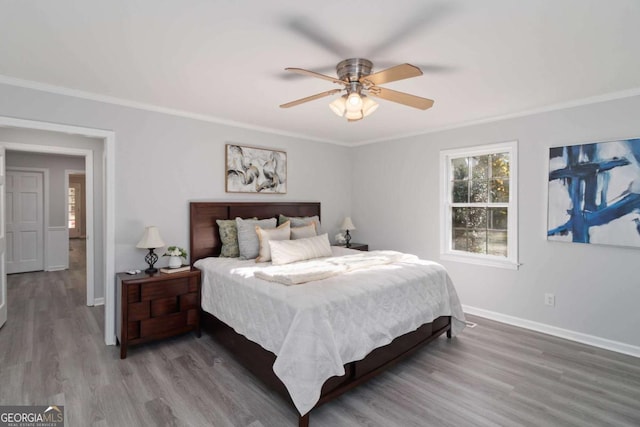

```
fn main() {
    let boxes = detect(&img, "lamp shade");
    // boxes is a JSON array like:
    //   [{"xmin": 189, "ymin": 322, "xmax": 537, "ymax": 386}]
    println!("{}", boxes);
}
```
[
  {"xmin": 340, "ymin": 217, "xmax": 356, "ymax": 231},
  {"xmin": 362, "ymin": 96, "xmax": 379, "ymax": 117},
  {"xmin": 329, "ymin": 96, "xmax": 347, "ymax": 116},
  {"xmin": 136, "ymin": 226, "xmax": 165, "ymax": 249}
]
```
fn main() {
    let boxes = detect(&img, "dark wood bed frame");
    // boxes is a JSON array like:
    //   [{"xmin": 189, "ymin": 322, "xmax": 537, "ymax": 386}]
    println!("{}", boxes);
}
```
[{"xmin": 189, "ymin": 201, "xmax": 452, "ymax": 427}]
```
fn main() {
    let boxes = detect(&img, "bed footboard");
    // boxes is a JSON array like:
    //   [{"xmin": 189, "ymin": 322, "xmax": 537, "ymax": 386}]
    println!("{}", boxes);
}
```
[{"xmin": 201, "ymin": 310, "xmax": 451, "ymax": 425}]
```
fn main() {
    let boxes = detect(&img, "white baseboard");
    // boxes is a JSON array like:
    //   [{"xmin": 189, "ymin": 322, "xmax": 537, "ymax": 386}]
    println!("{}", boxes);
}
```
[
  {"xmin": 45, "ymin": 266, "xmax": 67, "ymax": 272},
  {"xmin": 92, "ymin": 297, "xmax": 105, "ymax": 306},
  {"xmin": 462, "ymin": 305, "xmax": 640, "ymax": 359}
]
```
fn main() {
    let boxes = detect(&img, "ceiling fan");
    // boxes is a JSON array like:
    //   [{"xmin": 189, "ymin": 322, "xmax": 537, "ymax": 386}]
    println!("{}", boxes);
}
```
[{"xmin": 280, "ymin": 58, "xmax": 434, "ymax": 122}]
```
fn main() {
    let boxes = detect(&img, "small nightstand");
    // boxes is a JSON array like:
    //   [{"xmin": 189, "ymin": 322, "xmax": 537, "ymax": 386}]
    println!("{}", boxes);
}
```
[
  {"xmin": 336, "ymin": 243, "xmax": 369, "ymax": 251},
  {"xmin": 116, "ymin": 268, "xmax": 201, "ymax": 359}
]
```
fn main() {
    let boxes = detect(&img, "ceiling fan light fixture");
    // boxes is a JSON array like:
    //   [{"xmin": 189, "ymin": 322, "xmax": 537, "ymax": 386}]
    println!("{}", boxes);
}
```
[
  {"xmin": 346, "ymin": 92, "xmax": 363, "ymax": 112},
  {"xmin": 329, "ymin": 95, "xmax": 347, "ymax": 116},
  {"xmin": 362, "ymin": 96, "xmax": 379, "ymax": 117},
  {"xmin": 345, "ymin": 110, "xmax": 363, "ymax": 121}
]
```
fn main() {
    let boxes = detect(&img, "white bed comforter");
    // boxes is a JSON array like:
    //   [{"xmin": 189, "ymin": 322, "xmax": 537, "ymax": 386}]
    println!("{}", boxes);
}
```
[{"xmin": 194, "ymin": 247, "xmax": 465, "ymax": 415}]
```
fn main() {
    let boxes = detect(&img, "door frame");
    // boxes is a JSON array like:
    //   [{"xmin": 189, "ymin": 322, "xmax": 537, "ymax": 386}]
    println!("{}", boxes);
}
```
[
  {"xmin": 6, "ymin": 167, "xmax": 49, "ymax": 272},
  {"xmin": 65, "ymin": 170, "xmax": 86, "ymax": 239},
  {"xmin": 5, "ymin": 147, "xmax": 93, "ymax": 303},
  {"xmin": 0, "ymin": 116, "xmax": 116, "ymax": 346}
]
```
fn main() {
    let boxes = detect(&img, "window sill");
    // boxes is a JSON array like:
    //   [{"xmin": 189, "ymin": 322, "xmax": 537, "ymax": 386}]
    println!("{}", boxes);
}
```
[{"xmin": 440, "ymin": 252, "xmax": 520, "ymax": 270}]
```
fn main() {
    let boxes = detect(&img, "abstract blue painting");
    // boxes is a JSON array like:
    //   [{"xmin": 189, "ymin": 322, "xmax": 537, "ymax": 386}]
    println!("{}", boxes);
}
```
[{"xmin": 547, "ymin": 138, "xmax": 640, "ymax": 248}]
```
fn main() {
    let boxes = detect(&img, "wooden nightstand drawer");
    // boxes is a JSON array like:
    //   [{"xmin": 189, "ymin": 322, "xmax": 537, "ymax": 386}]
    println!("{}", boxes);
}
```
[
  {"xmin": 128, "ymin": 285, "xmax": 141, "ymax": 303},
  {"xmin": 180, "ymin": 292, "xmax": 199, "ymax": 311},
  {"xmin": 141, "ymin": 279, "xmax": 189, "ymax": 301},
  {"xmin": 140, "ymin": 311, "xmax": 188, "ymax": 337},
  {"xmin": 117, "ymin": 269, "xmax": 202, "ymax": 359},
  {"xmin": 151, "ymin": 296, "xmax": 179, "ymax": 317},
  {"xmin": 128, "ymin": 301, "xmax": 150, "ymax": 321},
  {"xmin": 128, "ymin": 321, "xmax": 140, "ymax": 340}
]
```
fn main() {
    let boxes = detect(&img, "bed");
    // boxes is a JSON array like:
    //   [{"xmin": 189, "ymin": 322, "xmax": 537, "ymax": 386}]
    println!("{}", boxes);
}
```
[{"xmin": 189, "ymin": 201, "xmax": 465, "ymax": 427}]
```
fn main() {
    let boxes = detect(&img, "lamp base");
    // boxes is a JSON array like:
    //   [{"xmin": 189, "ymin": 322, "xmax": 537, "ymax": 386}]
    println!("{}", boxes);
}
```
[
  {"xmin": 144, "ymin": 248, "xmax": 159, "ymax": 275},
  {"xmin": 345, "ymin": 230, "xmax": 352, "ymax": 248}
]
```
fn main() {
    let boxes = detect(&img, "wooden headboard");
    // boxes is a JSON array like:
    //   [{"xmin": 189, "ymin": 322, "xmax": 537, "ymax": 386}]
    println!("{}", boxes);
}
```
[{"xmin": 189, "ymin": 201, "xmax": 321, "ymax": 265}]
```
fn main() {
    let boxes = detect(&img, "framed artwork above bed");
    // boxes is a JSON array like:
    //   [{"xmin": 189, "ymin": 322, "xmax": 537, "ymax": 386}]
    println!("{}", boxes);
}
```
[{"xmin": 225, "ymin": 144, "xmax": 287, "ymax": 194}]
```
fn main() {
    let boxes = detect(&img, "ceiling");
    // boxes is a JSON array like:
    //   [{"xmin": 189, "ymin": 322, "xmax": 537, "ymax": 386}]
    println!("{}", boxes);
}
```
[{"xmin": 1, "ymin": 0, "xmax": 640, "ymax": 145}]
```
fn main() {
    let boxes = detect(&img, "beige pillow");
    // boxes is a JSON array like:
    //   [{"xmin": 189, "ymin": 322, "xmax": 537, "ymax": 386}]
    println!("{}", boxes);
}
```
[
  {"xmin": 269, "ymin": 233, "xmax": 332, "ymax": 266},
  {"xmin": 256, "ymin": 221, "xmax": 290, "ymax": 262},
  {"xmin": 279, "ymin": 214, "xmax": 321, "ymax": 232},
  {"xmin": 291, "ymin": 222, "xmax": 317, "ymax": 240}
]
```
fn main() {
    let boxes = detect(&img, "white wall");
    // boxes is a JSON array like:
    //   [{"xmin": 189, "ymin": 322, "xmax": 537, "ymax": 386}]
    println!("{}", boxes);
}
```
[
  {"xmin": 0, "ymin": 83, "xmax": 352, "ymax": 299},
  {"xmin": 5, "ymin": 151, "xmax": 85, "ymax": 226},
  {"xmin": 352, "ymin": 95, "xmax": 640, "ymax": 349}
]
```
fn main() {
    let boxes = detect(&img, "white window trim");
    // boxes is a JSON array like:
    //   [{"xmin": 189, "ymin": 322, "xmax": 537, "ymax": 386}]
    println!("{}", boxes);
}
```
[{"xmin": 439, "ymin": 141, "xmax": 519, "ymax": 270}]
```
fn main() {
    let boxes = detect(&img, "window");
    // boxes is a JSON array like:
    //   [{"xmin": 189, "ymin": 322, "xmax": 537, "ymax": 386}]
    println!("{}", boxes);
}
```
[
  {"xmin": 440, "ymin": 141, "xmax": 518, "ymax": 269},
  {"xmin": 68, "ymin": 187, "xmax": 76, "ymax": 229}
]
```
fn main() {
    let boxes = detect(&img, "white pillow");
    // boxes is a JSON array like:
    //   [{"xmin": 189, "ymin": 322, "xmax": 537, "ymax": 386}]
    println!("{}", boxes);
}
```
[
  {"xmin": 269, "ymin": 233, "xmax": 332, "ymax": 266},
  {"xmin": 236, "ymin": 217, "xmax": 277, "ymax": 259},
  {"xmin": 290, "ymin": 222, "xmax": 317, "ymax": 240},
  {"xmin": 255, "ymin": 221, "xmax": 290, "ymax": 263}
]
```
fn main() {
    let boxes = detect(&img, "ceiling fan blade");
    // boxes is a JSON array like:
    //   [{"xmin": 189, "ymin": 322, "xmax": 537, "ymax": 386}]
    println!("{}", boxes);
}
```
[
  {"xmin": 368, "ymin": 87, "xmax": 434, "ymax": 110},
  {"xmin": 285, "ymin": 17, "xmax": 350, "ymax": 58},
  {"xmin": 284, "ymin": 68, "xmax": 346, "ymax": 85},
  {"xmin": 373, "ymin": 61, "xmax": 455, "ymax": 74},
  {"xmin": 366, "ymin": 3, "xmax": 454, "ymax": 57},
  {"xmin": 280, "ymin": 89, "xmax": 342, "ymax": 108},
  {"xmin": 361, "ymin": 63, "xmax": 423, "ymax": 86}
]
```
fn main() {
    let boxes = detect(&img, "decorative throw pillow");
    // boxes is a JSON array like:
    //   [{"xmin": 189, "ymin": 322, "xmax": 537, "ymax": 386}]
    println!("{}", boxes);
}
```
[
  {"xmin": 216, "ymin": 217, "xmax": 257, "ymax": 257},
  {"xmin": 269, "ymin": 233, "xmax": 332, "ymax": 266},
  {"xmin": 236, "ymin": 217, "xmax": 277, "ymax": 259},
  {"xmin": 279, "ymin": 214, "xmax": 321, "ymax": 231},
  {"xmin": 255, "ymin": 221, "xmax": 290, "ymax": 263},
  {"xmin": 216, "ymin": 219, "xmax": 240, "ymax": 257},
  {"xmin": 290, "ymin": 222, "xmax": 317, "ymax": 240}
]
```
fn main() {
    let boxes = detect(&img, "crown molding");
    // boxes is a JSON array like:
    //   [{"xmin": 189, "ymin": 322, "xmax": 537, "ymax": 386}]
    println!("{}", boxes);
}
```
[
  {"xmin": 353, "ymin": 86, "xmax": 640, "ymax": 146},
  {"xmin": 0, "ymin": 74, "xmax": 348, "ymax": 146},
  {"xmin": 2, "ymin": 74, "xmax": 640, "ymax": 148}
]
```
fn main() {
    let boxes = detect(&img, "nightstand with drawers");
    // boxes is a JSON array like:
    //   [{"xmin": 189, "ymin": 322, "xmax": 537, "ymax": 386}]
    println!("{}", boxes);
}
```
[
  {"xmin": 116, "ymin": 268, "xmax": 201, "ymax": 359},
  {"xmin": 336, "ymin": 243, "xmax": 369, "ymax": 251}
]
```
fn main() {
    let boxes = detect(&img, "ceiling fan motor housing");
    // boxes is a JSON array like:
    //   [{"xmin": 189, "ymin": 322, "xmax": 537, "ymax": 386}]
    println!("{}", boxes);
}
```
[{"xmin": 336, "ymin": 58, "xmax": 373, "ymax": 82}]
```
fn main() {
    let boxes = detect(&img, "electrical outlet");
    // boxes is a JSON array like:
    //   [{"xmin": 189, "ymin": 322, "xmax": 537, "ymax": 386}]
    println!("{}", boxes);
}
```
[{"xmin": 544, "ymin": 293, "xmax": 555, "ymax": 307}]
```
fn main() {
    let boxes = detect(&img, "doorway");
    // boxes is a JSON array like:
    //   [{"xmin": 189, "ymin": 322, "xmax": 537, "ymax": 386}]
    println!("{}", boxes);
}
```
[{"xmin": 0, "ymin": 116, "xmax": 116, "ymax": 346}]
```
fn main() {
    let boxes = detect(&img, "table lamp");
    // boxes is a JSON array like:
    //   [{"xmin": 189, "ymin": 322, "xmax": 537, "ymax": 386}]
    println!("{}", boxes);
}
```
[
  {"xmin": 340, "ymin": 217, "xmax": 356, "ymax": 248},
  {"xmin": 136, "ymin": 226, "xmax": 165, "ymax": 274}
]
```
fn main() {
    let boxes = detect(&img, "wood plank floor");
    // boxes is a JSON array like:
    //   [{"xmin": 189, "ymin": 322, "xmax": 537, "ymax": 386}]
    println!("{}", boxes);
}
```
[{"xmin": 1, "ymin": 241, "xmax": 639, "ymax": 426}]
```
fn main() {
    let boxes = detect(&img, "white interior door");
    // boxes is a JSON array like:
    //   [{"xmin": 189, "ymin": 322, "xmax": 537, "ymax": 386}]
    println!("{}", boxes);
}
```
[
  {"xmin": 0, "ymin": 146, "xmax": 7, "ymax": 328},
  {"xmin": 6, "ymin": 169, "xmax": 44, "ymax": 274}
]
